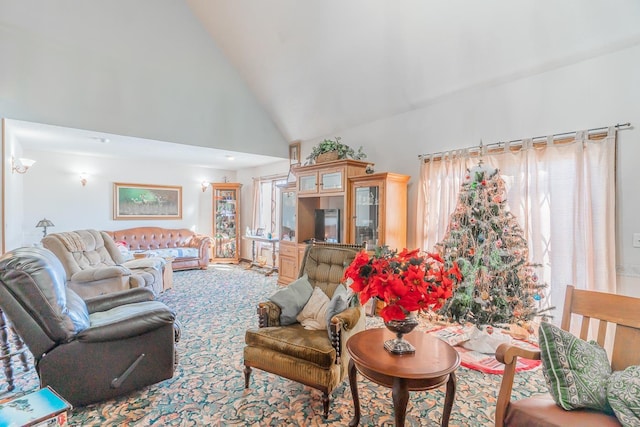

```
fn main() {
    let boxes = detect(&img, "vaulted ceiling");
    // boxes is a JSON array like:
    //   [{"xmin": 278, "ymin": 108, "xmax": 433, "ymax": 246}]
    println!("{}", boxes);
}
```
[
  {"xmin": 5, "ymin": 1, "xmax": 640, "ymax": 167},
  {"xmin": 186, "ymin": 0, "xmax": 640, "ymax": 142}
]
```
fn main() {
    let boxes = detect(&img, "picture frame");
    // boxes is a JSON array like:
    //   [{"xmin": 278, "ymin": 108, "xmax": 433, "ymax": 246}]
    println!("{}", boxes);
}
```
[
  {"xmin": 113, "ymin": 182, "xmax": 182, "ymax": 220},
  {"xmin": 289, "ymin": 141, "xmax": 301, "ymax": 165}
]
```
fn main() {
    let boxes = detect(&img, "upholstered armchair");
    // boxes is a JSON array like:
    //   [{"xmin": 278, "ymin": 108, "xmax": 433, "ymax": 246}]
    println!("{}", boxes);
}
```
[
  {"xmin": 0, "ymin": 247, "xmax": 180, "ymax": 406},
  {"xmin": 42, "ymin": 229, "xmax": 164, "ymax": 298},
  {"xmin": 243, "ymin": 242, "xmax": 365, "ymax": 419},
  {"xmin": 495, "ymin": 285, "xmax": 640, "ymax": 427}
]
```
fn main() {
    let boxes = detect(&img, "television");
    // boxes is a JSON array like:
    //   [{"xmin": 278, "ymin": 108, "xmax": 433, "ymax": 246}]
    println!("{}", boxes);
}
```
[{"xmin": 314, "ymin": 209, "xmax": 340, "ymax": 243}]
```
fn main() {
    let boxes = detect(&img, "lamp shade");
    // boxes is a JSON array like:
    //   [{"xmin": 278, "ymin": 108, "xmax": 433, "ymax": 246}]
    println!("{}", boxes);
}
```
[{"xmin": 36, "ymin": 218, "xmax": 55, "ymax": 228}]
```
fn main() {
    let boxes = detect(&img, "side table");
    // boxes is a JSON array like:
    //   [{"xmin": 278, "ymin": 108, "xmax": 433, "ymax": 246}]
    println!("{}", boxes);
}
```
[
  {"xmin": 242, "ymin": 235, "xmax": 279, "ymax": 276},
  {"xmin": 347, "ymin": 328, "xmax": 460, "ymax": 426}
]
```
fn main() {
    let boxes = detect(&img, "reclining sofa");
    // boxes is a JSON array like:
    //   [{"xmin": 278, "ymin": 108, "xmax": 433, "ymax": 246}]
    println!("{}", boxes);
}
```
[
  {"xmin": 42, "ymin": 229, "xmax": 164, "ymax": 298},
  {"xmin": 0, "ymin": 247, "xmax": 180, "ymax": 406}
]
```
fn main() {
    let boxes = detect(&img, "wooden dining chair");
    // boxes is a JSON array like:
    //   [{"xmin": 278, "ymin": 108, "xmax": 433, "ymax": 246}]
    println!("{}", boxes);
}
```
[{"xmin": 494, "ymin": 285, "xmax": 640, "ymax": 427}]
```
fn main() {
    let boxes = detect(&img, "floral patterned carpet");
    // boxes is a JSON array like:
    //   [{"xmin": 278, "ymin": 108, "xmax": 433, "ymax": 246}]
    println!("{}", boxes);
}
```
[{"xmin": 3, "ymin": 264, "xmax": 548, "ymax": 426}]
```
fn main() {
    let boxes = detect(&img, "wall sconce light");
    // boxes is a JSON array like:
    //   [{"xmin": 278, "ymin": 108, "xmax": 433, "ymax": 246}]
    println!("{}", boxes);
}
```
[
  {"xmin": 36, "ymin": 218, "xmax": 55, "ymax": 238},
  {"xmin": 201, "ymin": 181, "xmax": 209, "ymax": 192},
  {"xmin": 11, "ymin": 156, "xmax": 36, "ymax": 174},
  {"xmin": 80, "ymin": 172, "xmax": 88, "ymax": 187}
]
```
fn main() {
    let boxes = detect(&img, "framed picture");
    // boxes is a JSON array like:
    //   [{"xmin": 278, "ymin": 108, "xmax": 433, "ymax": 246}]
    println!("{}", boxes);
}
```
[
  {"xmin": 113, "ymin": 182, "xmax": 182, "ymax": 220},
  {"xmin": 289, "ymin": 141, "xmax": 301, "ymax": 165}
]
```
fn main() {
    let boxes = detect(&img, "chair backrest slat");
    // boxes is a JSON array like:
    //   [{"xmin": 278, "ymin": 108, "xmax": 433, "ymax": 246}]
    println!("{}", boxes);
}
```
[
  {"xmin": 560, "ymin": 285, "xmax": 640, "ymax": 371},
  {"xmin": 596, "ymin": 320, "xmax": 608, "ymax": 347},
  {"xmin": 611, "ymin": 325, "xmax": 640, "ymax": 371},
  {"xmin": 579, "ymin": 317, "xmax": 591, "ymax": 341}
]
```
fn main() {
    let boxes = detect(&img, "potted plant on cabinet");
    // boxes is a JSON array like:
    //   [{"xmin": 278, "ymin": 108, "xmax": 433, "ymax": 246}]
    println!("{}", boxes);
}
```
[{"xmin": 305, "ymin": 136, "xmax": 367, "ymax": 164}]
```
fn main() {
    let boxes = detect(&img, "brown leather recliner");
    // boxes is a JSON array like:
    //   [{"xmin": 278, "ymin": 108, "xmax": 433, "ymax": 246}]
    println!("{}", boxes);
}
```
[
  {"xmin": 243, "ymin": 241, "xmax": 365, "ymax": 419},
  {"xmin": 0, "ymin": 246, "xmax": 180, "ymax": 406},
  {"xmin": 42, "ymin": 229, "xmax": 164, "ymax": 298}
]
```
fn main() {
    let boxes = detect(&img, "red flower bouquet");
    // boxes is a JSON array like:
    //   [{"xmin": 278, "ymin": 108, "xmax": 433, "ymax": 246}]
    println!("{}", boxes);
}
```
[{"xmin": 343, "ymin": 247, "xmax": 462, "ymax": 322}]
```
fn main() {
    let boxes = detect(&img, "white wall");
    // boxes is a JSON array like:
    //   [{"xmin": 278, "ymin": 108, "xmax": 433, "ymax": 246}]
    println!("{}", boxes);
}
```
[
  {"xmin": 3, "ymin": 122, "xmax": 26, "ymax": 250},
  {"xmin": 299, "ymin": 43, "xmax": 640, "ymax": 297},
  {"xmin": 17, "ymin": 149, "xmax": 236, "ymax": 249},
  {"xmin": 0, "ymin": 0, "xmax": 287, "ymax": 158}
]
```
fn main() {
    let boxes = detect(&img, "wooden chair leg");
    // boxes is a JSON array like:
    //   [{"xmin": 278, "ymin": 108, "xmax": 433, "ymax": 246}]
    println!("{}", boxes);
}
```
[
  {"xmin": 243, "ymin": 365, "xmax": 252, "ymax": 388},
  {"xmin": 322, "ymin": 392, "xmax": 330, "ymax": 419}
]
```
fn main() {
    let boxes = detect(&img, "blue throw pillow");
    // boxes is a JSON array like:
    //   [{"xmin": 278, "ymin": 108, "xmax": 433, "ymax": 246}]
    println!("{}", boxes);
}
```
[
  {"xmin": 326, "ymin": 284, "xmax": 349, "ymax": 338},
  {"xmin": 268, "ymin": 274, "xmax": 313, "ymax": 325}
]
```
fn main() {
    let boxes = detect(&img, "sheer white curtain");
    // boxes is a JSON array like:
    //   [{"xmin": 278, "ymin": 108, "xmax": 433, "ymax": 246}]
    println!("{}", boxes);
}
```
[
  {"xmin": 417, "ymin": 128, "xmax": 617, "ymax": 320},
  {"xmin": 251, "ymin": 178, "xmax": 261, "ymax": 233}
]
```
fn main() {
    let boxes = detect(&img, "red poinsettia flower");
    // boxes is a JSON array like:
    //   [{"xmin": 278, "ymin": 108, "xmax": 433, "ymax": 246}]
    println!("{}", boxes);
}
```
[{"xmin": 343, "ymin": 247, "xmax": 463, "ymax": 322}]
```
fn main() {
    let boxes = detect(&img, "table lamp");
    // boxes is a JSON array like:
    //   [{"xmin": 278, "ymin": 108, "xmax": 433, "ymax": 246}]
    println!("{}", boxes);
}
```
[{"xmin": 36, "ymin": 218, "xmax": 55, "ymax": 237}]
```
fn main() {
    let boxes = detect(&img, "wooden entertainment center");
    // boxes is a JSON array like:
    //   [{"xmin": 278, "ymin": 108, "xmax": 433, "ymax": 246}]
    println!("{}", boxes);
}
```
[{"xmin": 277, "ymin": 159, "xmax": 409, "ymax": 285}]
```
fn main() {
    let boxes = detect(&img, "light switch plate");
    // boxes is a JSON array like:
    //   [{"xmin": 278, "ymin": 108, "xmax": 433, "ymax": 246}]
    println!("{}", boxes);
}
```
[{"xmin": 634, "ymin": 233, "xmax": 640, "ymax": 248}]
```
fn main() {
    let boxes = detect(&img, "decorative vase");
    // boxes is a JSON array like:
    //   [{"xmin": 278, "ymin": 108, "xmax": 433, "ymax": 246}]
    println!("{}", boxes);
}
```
[{"xmin": 383, "ymin": 313, "xmax": 419, "ymax": 354}]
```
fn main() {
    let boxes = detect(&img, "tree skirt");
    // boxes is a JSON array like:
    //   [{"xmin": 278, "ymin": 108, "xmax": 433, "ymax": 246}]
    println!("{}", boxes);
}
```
[{"xmin": 426, "ymin": 325, "xmax": 541, "ymax": 374}]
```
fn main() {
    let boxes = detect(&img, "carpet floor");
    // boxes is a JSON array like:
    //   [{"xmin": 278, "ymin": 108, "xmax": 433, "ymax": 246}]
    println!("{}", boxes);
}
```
[{"xmin": 3, "ymin": 264, "xmax": 548, "ymax": 426}]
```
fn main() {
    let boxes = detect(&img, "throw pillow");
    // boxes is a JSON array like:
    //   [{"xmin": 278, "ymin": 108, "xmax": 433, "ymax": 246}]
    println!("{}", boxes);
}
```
[
  {"xmin": 538, "ymin": 321, "xmax": 612, "ymax": 413},
  {"xmin": 607, "ymin": 365, "xmax": 640, "ymax": 426},
  {"xmin": 326, "ymin": 284, "xmax": 349, "ymax": 337},
  {"xmin": 296, "ymin": 287, "xmax": 330, "ymax": 330},
  {"xmin": 268, "ymin": 274, "xmax": 313, "ymax": 325}
]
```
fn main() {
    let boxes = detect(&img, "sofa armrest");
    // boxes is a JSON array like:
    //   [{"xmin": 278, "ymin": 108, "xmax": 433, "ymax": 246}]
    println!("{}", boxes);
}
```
[
  {"xmin": 331, "ymin": 306, "xmax": 361, "ymax": 331},
  {"xmin": 330, "ymin": 305, "xmax": 365, "ymax": 365},
  {"xmin": 85, "ymin": 287, "xmax": 156, "ymax": 313},
  {"xmin": 257, "ymin": 301, "xmax": 281, "ymax": 327},
  {"xmin": 188, "ymin": 234, "xmax": 212, "ymax": 266},
  {"xmin": 78, "ymin": 301, "xmax": 175, "ymax": 342},
  {"xmin": 495, "ymin": 343, "xmax": 542, "ymax": 427},
  {"xmin": 70, "ymin": 266, "xmax": 131, "ymax": 283},
  {"xmin": 187, "ymin": 233, "xmax": 212, "ymax": 248},
  {"xmin": 123, "ymin": 258, "xmax": 165, "ymax": 270}
]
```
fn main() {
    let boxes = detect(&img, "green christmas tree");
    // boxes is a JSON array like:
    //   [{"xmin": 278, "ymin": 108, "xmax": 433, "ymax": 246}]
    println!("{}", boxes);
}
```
[{"xmin": 436, "ymin": 163, "xmax": 549, "ymax": 327}]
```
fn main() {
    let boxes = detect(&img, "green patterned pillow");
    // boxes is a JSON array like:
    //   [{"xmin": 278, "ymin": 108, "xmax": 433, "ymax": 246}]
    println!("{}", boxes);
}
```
[
  {"xmin": 538, "ymin": 322, "xmax": 613, "ymax": 413},
  {"xmin": 607, "ymin": 365, "xmax": 640, "ymax": 425}
]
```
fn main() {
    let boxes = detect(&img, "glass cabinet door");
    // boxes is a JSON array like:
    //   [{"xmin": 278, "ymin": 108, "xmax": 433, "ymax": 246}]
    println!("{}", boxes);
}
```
[
  {"xmin": 213, "ymin": 185, "xmax": 240, "ymax": 261},
  {"xmin": 353, "ymin": 185, "xmax": 380, "ymax": 246},
  {"xmin": 320, "ymin": 170, "xmax": 343, "ymax": 192},
  {"xmin": 298, "ymin": 173, "xmax": 317, "ymax": 193},
  {"xmin": 280, "ymin": 189, "xmax": 296, "ymax": 241}
]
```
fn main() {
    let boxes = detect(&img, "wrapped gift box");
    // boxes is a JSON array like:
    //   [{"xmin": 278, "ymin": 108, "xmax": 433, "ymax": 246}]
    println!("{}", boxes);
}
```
[{"xmin": 0, "ymin": 387, "xmax": 71, "ymax": 427}]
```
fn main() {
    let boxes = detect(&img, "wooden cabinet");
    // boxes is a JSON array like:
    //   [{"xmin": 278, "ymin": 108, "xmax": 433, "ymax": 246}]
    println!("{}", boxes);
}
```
[
  {"xmin": 278, "ymin": 240, "xmax": 299, "ymax": 285},
  {"xmin": 292, "ymin": 159, "xmax": 368, "ymax": 244},
  {"xmin": 349, "ymin": 172, "xmax": 410, "ymax": 251},
  {"xmin": 294, "ymin": 159, "xmax": 368, "ymax": 196},
  {"xmin": 212, "ymin": 183, "xmax": 241, "ymax": 263},
  {"xmin": 277, "ymin": 159, "xmax": 408, "ymax": 283}
]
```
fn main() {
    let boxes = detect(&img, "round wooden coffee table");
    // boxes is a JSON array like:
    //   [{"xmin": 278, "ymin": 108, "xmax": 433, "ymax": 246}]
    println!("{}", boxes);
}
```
[{"xmin": 347, "ymin": 328, "xmax": 460, "ymax": 426}]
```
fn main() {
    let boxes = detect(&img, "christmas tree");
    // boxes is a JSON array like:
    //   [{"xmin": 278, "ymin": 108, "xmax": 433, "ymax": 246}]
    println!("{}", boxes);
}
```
[{"xmin": 436, "ymin": 163, "xmax": 548, "ymax": 327}]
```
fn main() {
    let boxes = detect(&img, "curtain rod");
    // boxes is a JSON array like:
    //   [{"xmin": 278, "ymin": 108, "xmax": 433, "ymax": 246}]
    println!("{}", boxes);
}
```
[
  {"xmin": 252, "ymin": 173, "xmax": 287, "ymax": 181},
  {"xmin": 418, "ymin": 122, "xmax": 631, "ymax": 161}
]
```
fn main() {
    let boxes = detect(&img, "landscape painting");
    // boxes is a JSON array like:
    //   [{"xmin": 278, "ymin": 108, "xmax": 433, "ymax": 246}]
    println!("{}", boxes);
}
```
[{"xmin": 113, "ymin": 183, "xmax": 182, "ymax": 220}]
